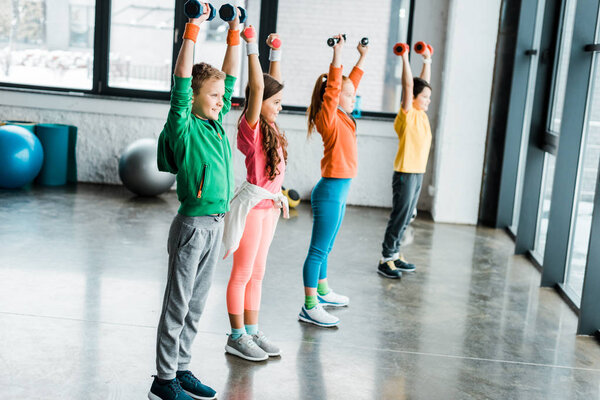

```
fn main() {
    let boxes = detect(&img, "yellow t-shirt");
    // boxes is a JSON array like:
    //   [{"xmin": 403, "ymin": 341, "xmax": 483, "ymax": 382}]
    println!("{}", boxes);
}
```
[{"xmin": 393, "ymin": 105, "xmax": 432, "ymax": 173}]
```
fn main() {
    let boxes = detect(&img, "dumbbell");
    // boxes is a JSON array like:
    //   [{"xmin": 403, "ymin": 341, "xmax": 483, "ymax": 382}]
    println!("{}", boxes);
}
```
[
  {"xmin": 360, "ymin": 37, "xmax": 369, "ymax": 46},
  {"xmin": 393, "ymin": 42, "xmax": 409, "ymax": 56},
  {"xmin": 184, "ymin": 0, "xmax": 216, "ymax": 20},
  {"xmin": 327, "ymin": 34, "xmax": 347, "ymax": 47},
  {"xmin": 271, "ymin": 37, "xmax": 281, "ymax": 49},
  {"xmin": 414, "ymin": 41, "xmax": 434, "ymax": 55},
  {"xmin": 243, "ymin": 26, "xmax": 255, "ymax": 40},
  {"xmin": 219, "ymin": 4, "xmax": 247, "ymax": 23}
]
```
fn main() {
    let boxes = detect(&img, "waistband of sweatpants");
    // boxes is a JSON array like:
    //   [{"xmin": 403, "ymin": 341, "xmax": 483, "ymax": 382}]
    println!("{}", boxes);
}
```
[{"xmin": 174, "ymin": 212, "xmax": 225, "ymax": 228}]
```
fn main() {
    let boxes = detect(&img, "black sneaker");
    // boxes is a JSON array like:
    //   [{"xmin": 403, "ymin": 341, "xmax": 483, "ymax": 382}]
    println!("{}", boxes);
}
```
[
  {"xmin": 148, "ymin": 376, "xmax": 193, "ymax": 400},
  {"xmin": 176, "ymin": 370, "xmax": 217, "ymax": 400},
  {"xmin": 393, "ymin": 256, "xmax": 416, "ymax": 272},
  {"xmin": 377, "ymin": 260, "xmax": 402, "ymax": 279}
]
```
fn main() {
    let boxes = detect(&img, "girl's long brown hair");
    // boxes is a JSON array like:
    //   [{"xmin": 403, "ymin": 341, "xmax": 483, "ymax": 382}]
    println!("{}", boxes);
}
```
[
  {"xmin": 239, "ymin": 74, "xmax": 288, "ymax": 181},
  {"xmin": 306, "ymin": 73, "xmax": 351, "ymax": 137}
]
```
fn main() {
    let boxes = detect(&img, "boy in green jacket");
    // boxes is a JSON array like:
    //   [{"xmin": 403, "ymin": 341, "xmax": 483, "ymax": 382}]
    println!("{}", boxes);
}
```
[{"xmin": 149, "ymin": 5, "xmax": 241, "ymax": 400}]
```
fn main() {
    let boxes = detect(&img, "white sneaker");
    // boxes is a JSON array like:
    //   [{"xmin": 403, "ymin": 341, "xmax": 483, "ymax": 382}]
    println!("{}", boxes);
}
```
[
  {"xmin": 298, "ymin": 304, "xmax": 340, "ymax": 327},
  {"xmin": 317, "ymin": 290, "xmax": 349, "ymax": 307}
]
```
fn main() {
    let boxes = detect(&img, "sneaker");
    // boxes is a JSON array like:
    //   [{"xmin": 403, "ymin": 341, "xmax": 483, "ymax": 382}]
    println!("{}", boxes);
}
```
[
  {"xmin": 317, "ymin": 290, "xmax": 349, "ymax": 307},
  {"xmin": 393, "ymin": 255, "xmax": 416, "ymax": 272},
  {"xmin": 225, "ymin": 334, "xmax": 269, "ymax": 361},
  {"xmin": 252, "ymin": 331, "xmax": 281, "ymax": 357},
  {"xmin": 298, "ymin": 304, "xmax": 340, "ymax": 327},
  {"xmin": 148, "ymin": 377, "xmax": 193, "ymax": 400},
  {"xmin": 176, "ymin": 370, "xmax": 217, "ymax": 400},
  {"xmin": 377, "ymin": 260, "xmax": 402, "ymax": 279}
]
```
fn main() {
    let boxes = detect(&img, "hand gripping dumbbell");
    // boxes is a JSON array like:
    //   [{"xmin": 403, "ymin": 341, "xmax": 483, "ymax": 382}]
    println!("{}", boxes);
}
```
[
  {"xmin": 184, "ymin": 0, "xmax": 216, "ymax": 20},
  {"xmin": 243, "ymin": 26, "xmax": 255, "ymax": 40},
  {"xmin": 393, "ymin": 42, "xmax": 409, "ymax": 56},
  {"xmin": 271, "ymin": 37, "xmax": 281, "ymax": 49},
  {"xmin": 219, "ymin": 4, "xmax": 247, "ymax": 23},
  {"xmin": 359, "ymin": 37, "xmax": 369, "ymax": 46},
  {"xmin": 327, "ymin": 34, "xmax": 347, "ymax": 47},
  {"xmin": 414, "ymin": 41, "xmax": 434, "ymax": 55}
]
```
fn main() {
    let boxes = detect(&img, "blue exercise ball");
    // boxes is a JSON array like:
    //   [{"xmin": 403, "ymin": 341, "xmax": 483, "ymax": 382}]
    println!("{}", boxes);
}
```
[
  {"xmin": 0, "ymin": 124, "xmax": 44, "ymax": 189},
  {"xmin": 119, "ymin": 138, "xmax": 175, "ymax": 196}
]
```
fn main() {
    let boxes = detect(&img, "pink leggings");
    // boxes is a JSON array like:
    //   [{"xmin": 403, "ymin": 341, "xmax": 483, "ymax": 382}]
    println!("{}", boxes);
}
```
[{"xmin": 226, "ymin": 207, "xmax": 280, "ymax": 315}]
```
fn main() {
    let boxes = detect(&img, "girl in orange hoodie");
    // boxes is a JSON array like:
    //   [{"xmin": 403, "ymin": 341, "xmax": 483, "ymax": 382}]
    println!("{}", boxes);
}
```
[{"xmin": 298, "ymin": 34, "xmax": 368, "ymax": 327}]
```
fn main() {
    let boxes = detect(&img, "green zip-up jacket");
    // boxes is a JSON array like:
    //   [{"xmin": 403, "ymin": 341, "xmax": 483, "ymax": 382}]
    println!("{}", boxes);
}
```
[{"xmin": 157, "ymin": 74, "xmax": 236, "ymax": 216}]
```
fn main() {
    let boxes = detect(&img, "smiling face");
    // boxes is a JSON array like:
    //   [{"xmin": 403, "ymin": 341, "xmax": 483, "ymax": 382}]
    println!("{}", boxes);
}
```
[
  {"xmin": 261, "ymin": 90, "xmax": 283, "ymax": 124},
  {"xmin": 192, "ymin": 78, "xmax": 225, "ymax": 120},
  {"xmin": 339, "ymin": 79, "xmax": 356, "ymax": 114},
  {"xmin": 414, "ymin": 87, "xmax": 432, "ymax": 111}
]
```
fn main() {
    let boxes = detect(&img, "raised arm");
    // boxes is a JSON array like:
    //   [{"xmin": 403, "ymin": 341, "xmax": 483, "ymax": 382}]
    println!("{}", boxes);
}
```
[
  {"xmin": 174, "ymin": 9, "xmax": 210, "ymax": 78},
  {"xmin": 419, "ymin": 47, "xmax": 432, "ymax": 83},
  {"xmin": 348, "ymin": 40, "xmax": 368, "ymax": 90},
  {"xmin": 221, "ymin": 8, "xmax": 241, "ymax": 77},
  {"xmin": 266, "ymin": 33, "xmax": 282, "ymax": 82},
  {"xmin": 317, "ymin": 34, "xmax": 344, "ymax": 129},
  {"xmin": 242, "ymin": 26, "xmax": 264, "ymax": 128},
  {"xmin": 401, "ymin": 51, "xmax": 414, "ymax": 112}
]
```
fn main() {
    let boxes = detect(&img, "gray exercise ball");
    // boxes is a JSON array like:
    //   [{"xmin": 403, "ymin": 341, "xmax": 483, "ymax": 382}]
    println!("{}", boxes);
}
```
[{"xmin": 118, "ymin": 138, "xmax": 175, "ymax": 196}]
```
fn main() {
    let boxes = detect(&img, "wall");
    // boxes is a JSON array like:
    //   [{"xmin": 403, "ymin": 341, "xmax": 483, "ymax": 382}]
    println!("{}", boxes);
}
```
[{"xmin": 0, "ymin": 89, "xmax": 399, "ymax": 207}]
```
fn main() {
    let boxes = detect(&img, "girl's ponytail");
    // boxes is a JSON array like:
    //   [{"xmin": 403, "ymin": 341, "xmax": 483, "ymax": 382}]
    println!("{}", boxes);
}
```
[{"xmin": 306, "ymin": 73, "xmax": 328, "ymax": 137}]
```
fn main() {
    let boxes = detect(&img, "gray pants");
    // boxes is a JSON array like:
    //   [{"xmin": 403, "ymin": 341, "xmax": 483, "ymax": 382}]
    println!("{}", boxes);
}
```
[
  {"xmin": 381, "ymin": 172, "xmax": 423, "ymax": 258},
  {"xmin": 155, "ymin": 213, "xmax": 224, "ymax": 380}
]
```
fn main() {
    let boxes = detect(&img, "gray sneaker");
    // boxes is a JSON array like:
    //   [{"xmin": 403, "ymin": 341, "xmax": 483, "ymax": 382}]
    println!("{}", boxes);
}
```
[
  {"xmin": 225, "ymin": 334, "xmax": 268, "ymax": 362},
  {"xmin": 252, "ymin": 331, "xmax": 281, "ymax": 357}
]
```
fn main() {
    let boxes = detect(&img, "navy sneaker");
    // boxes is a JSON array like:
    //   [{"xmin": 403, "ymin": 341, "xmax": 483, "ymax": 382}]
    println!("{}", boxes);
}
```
[
  {"xmin": 393, "ymin": 257, "xmax": 416, "ymax": 272},
  {"xmin": 148, "ymin": 377, "xmax": 193, "ymax": 400},
  {"xmin": 176, "ymin": 370, "xmax": 217, "ymax": 400},
  {"xmin": 377, "ymin": 260, "xmax": 402, "ymax": 279}
]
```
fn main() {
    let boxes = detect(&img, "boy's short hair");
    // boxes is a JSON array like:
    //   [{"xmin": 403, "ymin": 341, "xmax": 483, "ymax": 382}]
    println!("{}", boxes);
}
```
[
  {"xmin": 192, "ymin": 62, "xmax": 226, "ymax": 94},
  {"xmin": 413, "ymin": 77, "xmax": 432, "ymax": 98}
]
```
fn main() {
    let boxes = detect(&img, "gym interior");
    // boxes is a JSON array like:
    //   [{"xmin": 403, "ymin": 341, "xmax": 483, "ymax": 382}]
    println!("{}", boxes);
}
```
[{"xmin": 1, "ymin": 0, "xmax": 600, "ymax": 399}]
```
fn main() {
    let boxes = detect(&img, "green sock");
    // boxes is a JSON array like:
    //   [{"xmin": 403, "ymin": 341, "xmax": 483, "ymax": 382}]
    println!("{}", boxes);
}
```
[
  {"xmin": 317, "ymin": 281, "xmax": 330, "ymax": 296},
  {"xmin": 245, "ymin": 324, "xmax": 258, "ymax": 335},
  {"xmin": 230, "ymin": 327, "xmax": 245, "ymax": 340},
  {"xmin": 305, "ymin": 295, "xmax": 317, "ymax": 309}
]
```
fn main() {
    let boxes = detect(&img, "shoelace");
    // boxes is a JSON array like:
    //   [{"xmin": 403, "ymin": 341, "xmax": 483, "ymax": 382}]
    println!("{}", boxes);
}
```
[
  {"xmin": 179, "ymin": 371, "xmax": 201, "ymax": 387},
  {"xmin": 167, "ymin": 379, "xmax": 183, "ymax": 395}
]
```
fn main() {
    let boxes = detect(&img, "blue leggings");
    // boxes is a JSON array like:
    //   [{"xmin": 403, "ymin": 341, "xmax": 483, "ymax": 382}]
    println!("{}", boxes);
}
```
[{"xmin": 302, "ymin": 177, "xmax": 352, "ymax": 288}]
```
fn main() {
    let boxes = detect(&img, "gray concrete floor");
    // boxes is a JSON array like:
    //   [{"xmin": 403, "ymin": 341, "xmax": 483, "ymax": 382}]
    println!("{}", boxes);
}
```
[{"xmin": 1, "ymin": 183, "xmax": 599, "ymax": 400}]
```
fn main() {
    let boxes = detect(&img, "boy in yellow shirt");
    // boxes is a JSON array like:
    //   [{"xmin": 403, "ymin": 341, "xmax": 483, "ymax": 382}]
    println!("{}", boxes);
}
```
[{"xmin": 378, "ymin": 44, "xmax": 433, "ymax": 279}]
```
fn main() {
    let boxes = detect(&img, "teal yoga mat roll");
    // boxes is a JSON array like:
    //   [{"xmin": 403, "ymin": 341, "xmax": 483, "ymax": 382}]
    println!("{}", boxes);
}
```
[
  {"xmin": 35, "ymin": 124, "xmax": 69, "ymax": 186},
  {"xmin": 4, "ymin": 120, "xmax": 37, "ymax": 133}
]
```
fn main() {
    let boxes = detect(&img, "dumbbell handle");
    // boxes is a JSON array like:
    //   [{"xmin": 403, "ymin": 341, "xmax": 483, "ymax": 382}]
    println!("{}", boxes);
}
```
[{"xmin": 327, "ymin": 34, "xmax": 347, "ymax": 47}]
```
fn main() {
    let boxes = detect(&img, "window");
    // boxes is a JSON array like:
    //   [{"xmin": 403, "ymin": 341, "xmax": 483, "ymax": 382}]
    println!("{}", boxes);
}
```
[
  {"xmin": 276, "ymin": 0, "xmax": 412, "ymax": 113},
  {"xmin": 108, "ymin": 1, "xmax": 175, "ymax": 91},
  {"xmin": 0, "ymin": 0, "xmax": 411, "ymax": 115},
  {"xmin": 0, "ymin": 0, "xmax": 95, "ymax": 90}
]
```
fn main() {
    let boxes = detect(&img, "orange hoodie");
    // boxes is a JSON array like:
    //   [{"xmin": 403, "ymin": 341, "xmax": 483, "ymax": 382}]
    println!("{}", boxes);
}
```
[{"xmin": 314, "ymin": 64, "xmax": 364, "ymax": 178}]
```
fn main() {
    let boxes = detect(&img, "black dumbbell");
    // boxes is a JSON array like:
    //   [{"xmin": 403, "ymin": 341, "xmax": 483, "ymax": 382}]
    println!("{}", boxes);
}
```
[
  {"xmin": 327, "ymin": 34, "xmax": 347, "ymax": 47},
  {"xmin": 184, "ymin": 1, "xmax": 216, "ymax": 20},
  {"xmin": 219, "ymin": 4, "xmax": 247, "ymax": 23},
  {"xmin": 360, "ymin": 37, "xmax": 369, "ymax": 46}
]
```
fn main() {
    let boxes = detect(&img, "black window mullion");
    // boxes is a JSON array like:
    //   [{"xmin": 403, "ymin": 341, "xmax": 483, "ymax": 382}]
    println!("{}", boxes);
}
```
[
  {"xmin": 92, "ymin": 0, "xmax": 110, "ymax": 95},
  {"xmin": 258, "ymin": 0, "xmax": 278, "ymax": 73}
]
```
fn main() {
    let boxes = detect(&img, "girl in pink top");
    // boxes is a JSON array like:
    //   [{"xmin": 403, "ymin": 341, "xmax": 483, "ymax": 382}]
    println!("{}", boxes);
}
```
[{"xmin": 225, "ymin": 29, "xmax": 287, "ymax": 362}]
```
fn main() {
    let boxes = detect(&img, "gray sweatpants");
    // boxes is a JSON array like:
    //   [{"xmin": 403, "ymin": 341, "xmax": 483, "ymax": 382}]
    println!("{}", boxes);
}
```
[
  {"xmin": 155, "ymin": 213, "xmax": 224, "ymax": 380},
  {"xmin": 381, "ymin": 172, "xmax": 423, "ymax": 258}
]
